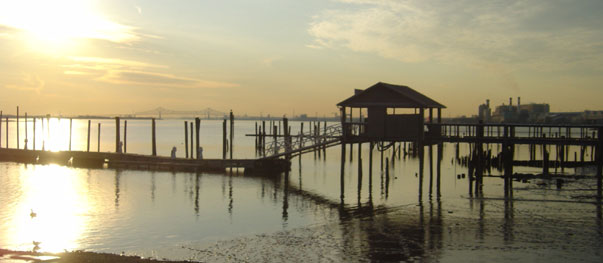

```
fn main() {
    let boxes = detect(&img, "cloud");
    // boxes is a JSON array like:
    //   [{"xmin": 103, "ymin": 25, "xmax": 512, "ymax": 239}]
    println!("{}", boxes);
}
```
[
  {"xmin": 101, "ymin": 70, "xmax": 237, "ymax": 88},
  {"xmin": 64, "ymin": 56, "xmax": 238, "ymax": 89},
  {"xmin": 4, "ymin": 73, "xmax": 45, "ymax": 94},
  {"xmin": 135, "ymin": 5, "xmax": 142, "ymax": 15},
  {"xmin": 308, "ymin": 0, "xmax": 603, "ymax": 71}
]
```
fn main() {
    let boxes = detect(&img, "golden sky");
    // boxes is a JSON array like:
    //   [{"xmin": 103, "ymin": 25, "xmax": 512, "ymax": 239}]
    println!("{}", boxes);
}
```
[{"xmin": 1, "ymin": 0, "xmax": 602, "ymax": 117}]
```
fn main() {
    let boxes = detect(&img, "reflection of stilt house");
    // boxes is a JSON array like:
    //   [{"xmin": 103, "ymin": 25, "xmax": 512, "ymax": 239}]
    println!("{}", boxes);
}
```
[{"xmin": 337, "ymin": 82, "xmax": 445, "ymax": 145}]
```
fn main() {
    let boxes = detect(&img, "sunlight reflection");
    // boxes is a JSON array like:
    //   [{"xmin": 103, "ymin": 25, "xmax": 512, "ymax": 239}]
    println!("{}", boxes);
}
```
[{"xmin": 7, "ymin": 164, "xmax": 93, "ymax": 253}]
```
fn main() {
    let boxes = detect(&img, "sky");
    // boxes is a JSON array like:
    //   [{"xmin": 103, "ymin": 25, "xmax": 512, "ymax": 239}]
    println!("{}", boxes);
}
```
[{"xmin": 0, "ymin": 0, "xmax": 602, "ymax": 117}]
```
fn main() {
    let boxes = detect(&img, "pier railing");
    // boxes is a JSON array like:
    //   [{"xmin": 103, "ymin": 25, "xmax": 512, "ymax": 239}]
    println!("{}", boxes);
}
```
[{"xmin": 262, "ymin": 123, "xmax": 343, "ymax": 159}]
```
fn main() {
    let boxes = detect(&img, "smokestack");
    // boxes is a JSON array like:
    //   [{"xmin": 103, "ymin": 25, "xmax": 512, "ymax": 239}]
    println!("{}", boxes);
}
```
[
  {"xmin": 517, "ymin": 97, "xmax": 521, "ymax": 111},
  {"xmin": 509, "ymin": 97, "xmax": 512, "ymax": 106}
]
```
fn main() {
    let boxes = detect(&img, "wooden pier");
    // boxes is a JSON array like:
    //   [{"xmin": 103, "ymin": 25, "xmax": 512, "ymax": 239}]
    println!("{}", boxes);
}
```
[{"xmin": 0, "ymin": 147, "xmax": 289, "ymax": 174}]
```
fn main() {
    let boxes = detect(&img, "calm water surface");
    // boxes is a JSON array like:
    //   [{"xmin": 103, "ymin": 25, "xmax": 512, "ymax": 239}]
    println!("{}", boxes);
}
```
[{"xmin": 1, "ymin": 119, "xmax": 602, "ymax": 261}]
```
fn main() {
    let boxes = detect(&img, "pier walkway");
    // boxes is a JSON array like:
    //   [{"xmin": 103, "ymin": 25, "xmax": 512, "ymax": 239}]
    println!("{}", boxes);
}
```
[{"xmin": 0, "ymin": 148, "xmax": 289, "ymax": 174}]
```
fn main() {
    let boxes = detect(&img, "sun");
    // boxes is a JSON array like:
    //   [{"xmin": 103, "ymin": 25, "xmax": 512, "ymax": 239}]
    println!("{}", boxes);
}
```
[{"xmin": 0, "ymin": 0, "xmax": 136, "ymax": 52}]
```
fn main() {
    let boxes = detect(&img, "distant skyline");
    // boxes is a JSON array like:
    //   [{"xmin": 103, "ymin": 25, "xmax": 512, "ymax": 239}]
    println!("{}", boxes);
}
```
[{"xmin": 1, "ymin": 0, "xmax": 602, "ymax": 117}]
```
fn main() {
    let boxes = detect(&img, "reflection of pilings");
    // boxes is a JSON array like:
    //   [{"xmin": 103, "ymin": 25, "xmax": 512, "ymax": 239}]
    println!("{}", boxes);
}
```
[
  {"xmin": 114, "ymin": 170, "xmax": 121, "ymax": 210},
  {"xmin": 228, "ymin": 172, "xmax": 233, "ymax": 216},
  {"xmin": 503, "ymin": 185, "xmax": 514, "ymax": 243},
  {"xmin": 428, "ymin": 145, "xmax": 433, "ymax": 198},
  {"xmin": 418, "ymin": 146, "xmax": 424, "ymax": 202},
  {"xmin": 358, "ymin": 142, "xmax": 363, "ymax": 203},
  {"xmin": 369, "ymin": 142, "xmax": 374, "ymax": 201},
  {"xmin": 151, "ymin": 172, "xmax": 156, "ymax": 202},
  {"xmin": 385, "ymin": 157, "xmax": 390, "ymax": 199},
  {"xmin": 194, "ymin": 173, "xmax": 200, "ymax": 215},
  {"xmin": 283, "ymin": 171, "xmax": 289, "ymax": 222},
  {"xmin": 340, "ymin": 143, "xmax": 346, "ymax": 203},
  {"xmin": 436, "ymin": 143, "xmax": 442, "ymax": 198}
]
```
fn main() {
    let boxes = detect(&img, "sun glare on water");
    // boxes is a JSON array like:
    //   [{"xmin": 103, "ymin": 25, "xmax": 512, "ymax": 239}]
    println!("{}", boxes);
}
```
[{"xmin": 0, "ymin": 0, "xmax": 136, "ymax": 52}]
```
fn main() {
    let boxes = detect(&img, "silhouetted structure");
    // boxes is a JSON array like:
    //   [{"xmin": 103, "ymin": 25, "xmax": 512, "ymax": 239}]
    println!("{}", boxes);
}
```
[{"xmin": 337, "ymin": 82, "xmax": 446, "ymax": 143}]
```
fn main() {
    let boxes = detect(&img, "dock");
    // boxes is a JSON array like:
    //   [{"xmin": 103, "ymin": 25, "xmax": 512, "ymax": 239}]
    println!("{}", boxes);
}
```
[{"xmin": 0, "ymin": 148, "xmax": 290, "ymax": 174}]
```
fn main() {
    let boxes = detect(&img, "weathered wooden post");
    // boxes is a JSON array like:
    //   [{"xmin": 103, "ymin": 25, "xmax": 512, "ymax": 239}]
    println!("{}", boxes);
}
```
[
  {"xmin": 358, "ymin": 142, "xmax": 363, "ymax": 194},
  {"xmin": 87, "ymin": 120, "xmax": 91, "ymax": 152},
  {"xmin": 597, "ymin": 127, "xmax": 602, "ymax": 201},
  {"xmin": 184, "ymin": 121, "xmax": 189, "ymax": 158},
  {"xmin": 190, "ymin": 122, "xmax": 194, "ymax": 158},
  {"xmin": 262, "ymin": 120, "xmax": 266, "ymax": 156},
  {"xmin": 69, "ymin": 118, "xmax": 72, "ymax": 151},
  {"xmin": 24, "ymin": 113, "xmax": 28, "ymax": 150},
  {"xmin": 273, "ymin": 125, "xmax": 278, "ymax": 155},
  {"xmin": 115, "ymin": 117, "xmax": 120, "ymax": 153},
  {"xmin": 97, "ymin": 123, "xmax": 101, "ymax": 152},
  {"xmin": 543, "ymin": 148, "xmax": 549, "ymax": 177},
  {"xmin": 323, "ymin": 120, "xmax": 327, "ymax": 159},
  {"xmin": 222, "ymin": 119, "xmax": 227, "ymax": 159},
  {"xmin": 5, "ymin": 117, "xmax": 8, "ymax": 148},
  {"xmin": 317, "ymin": 122, "xmax": 321, "ymax": 159},
  {"xmin": 340, "ymin": 141, "xmax": 346, "ymax": 203},
  {"xmin": 283, "ymin": 117, "xmax": 290, "ymax": 159},
  {"xmin": 229, "ymin": 111, "xmax": 234, "ymax": 160},
  {"xmin": 32, "ymin": 117, "xmax": 35, "ymax": 150},
  {"xmin": 151, "ymin": 118, "xmax": 156, "ymax": 156},
  {"xmin": 124, "ymin": 120, "xmax": 128, "ymax": 153},
  {"xmin": 369, "ymin": 142, "xmax": 374, "ymax": 194},
  {"xmin": 437, "ymin": 142, "xmax": 442, "ymax": 198},
  {"xmin": 195, "ymin": 117, "xmax": 201, "ymax": 159},
  {"xmin": 255, "ymin": 122, "xmax": 258, "ymax": 154}
]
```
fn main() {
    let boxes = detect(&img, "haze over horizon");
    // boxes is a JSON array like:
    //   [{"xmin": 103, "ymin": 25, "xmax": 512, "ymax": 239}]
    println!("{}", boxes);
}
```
[{"xmin": 1, "ymin": 0, "xmax": 602, "ymax": 118}]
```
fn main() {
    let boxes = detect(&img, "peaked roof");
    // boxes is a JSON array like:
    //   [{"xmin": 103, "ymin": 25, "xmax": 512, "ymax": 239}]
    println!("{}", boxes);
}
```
[{"xmin": 337, "ymin": 82, "xmax": 446, "ymax": 108}]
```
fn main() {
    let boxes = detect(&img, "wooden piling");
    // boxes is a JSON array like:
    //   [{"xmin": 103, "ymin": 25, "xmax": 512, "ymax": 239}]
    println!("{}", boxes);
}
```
[
  {"xmin": 222, "ymin": 119, "xmax": 227, "ymax": 159},
  {"xmin": 32, "ymin": 117, "xmax": 35, "ymax": 150},
  {"xmin": 5, "ymin": 117, "xmax": 8, "ymax": 148},
  {"xmin": 283, "ymin": 117, "xmax": 290, "ymax": 159},
  {"xmin": 358, "ymin": 142, "xmax": 363, "ymax": 190},
  {"xmin": 323, "ymin": 121, "xmax": 327, "ymax": 159},
  {"xmin": 184, "ymin": 121, "xmax": 189, "ymax": 158},
  {"xmin": 340, "ymin": 142, "xmax": 346, "ymax": 202},
  {"xmin": 255, "ymin": 122, "xmax": 258, "ymax": 154},
  {"xmin": 151, "ymin": 118, "xmax": 157, "ymax": 156},
  {"xmin": 269, "ymin": 125, "xmax": 275, "ymax": 155},
  {"xmin": 195, "ymin": 117, "xmax": 200, "ymax": 159},
  {"xmin": 380, "ymin": 143, "xmax": 384, "ymax": 171},
  {"xmin": 597, "ymin": 127, "xmax": 602, "ymax": 201},
  {"xmin": 317, "ymin": 122, "xmax": 321, "ymax": 159},
  {"xmin": 229, "ymin": 111, "xmax": 234, "ymax": 160},
  {"xmin": 369, "ymin": 142, "xmax": 373, "ymax": 194},
  {"xmin": 124, "ymin": 120, "xmax": 128, "ymax": 153},
  {"xmin": 543, "ymin": 149, "xmax": 549, "ymax": 177},
  {"xmin": 115, "ymin": 117, "xmax": 120, "ymax": 153},
  {"xmin": 262, "ymin": 120, "xmax": 266, "ymax": 156},
  {"xmin": 87, "ymin": 120, "xmax": 91, "ymax": 152},
  {"xmin": 190, "ymin": 122, "xmax": 194, "ymax": 158},
  {"xmin": 24, "ymin": 113, "xmax": 28, "ymax": 150},
  {"xmin": 97, "ymin": 123, "xmax": 101, "ymax": 152}
]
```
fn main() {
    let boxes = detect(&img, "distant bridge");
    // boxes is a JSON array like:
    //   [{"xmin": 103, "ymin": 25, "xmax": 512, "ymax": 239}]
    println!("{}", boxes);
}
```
[{"xmin": 133, "ymin": 107, "xmax": 227, "ymax": 118}]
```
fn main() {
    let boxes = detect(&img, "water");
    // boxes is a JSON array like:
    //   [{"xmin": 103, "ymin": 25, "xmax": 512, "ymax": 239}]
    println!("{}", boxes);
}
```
[{"xmin": 1, "ymin": 119, "xmax": 602, "ymax": 261}]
